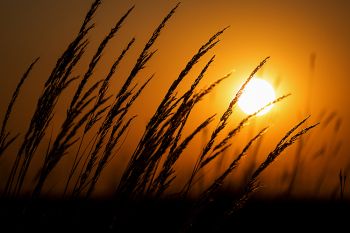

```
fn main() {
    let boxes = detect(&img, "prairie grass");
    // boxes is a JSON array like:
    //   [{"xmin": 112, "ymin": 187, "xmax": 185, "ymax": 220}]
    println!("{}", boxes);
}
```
[
  {"xmin": 0, "ymin": 0, "xmax": 321, "ymax": 232},
  {"xmin": 0, "ymin": 58, "xmax": 39, "ymax": 157}
]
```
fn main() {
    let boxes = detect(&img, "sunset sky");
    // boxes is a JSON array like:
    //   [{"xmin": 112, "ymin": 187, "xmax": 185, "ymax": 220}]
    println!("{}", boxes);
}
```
[{"xmin": 0, "ymin": 0, "xmax": 349, "ymax": 197}]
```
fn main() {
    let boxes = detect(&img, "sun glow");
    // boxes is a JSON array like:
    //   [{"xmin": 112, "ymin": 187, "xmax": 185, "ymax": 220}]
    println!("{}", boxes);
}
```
[{"xmin": 238, "ymin": 78, "xmax": 276, "ymax": 116}]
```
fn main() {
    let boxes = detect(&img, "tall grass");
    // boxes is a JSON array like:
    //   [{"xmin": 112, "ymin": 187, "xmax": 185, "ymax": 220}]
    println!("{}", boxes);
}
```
[
  {"xmin": 0, "ymin": 0, "xmax": 318, "ymax": 231},
  {"xmin": 4, "ymin": 0, "xmax": 102, "ymax": 197},
  {"xmin": 0, "ymin": 58, "xmax": 39, "ymax": 157}
]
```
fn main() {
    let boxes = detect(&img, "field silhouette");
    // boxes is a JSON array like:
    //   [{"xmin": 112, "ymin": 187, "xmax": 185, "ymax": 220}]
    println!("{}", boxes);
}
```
[{"xmin": 0, "ymin": 1, "xmax": 349, "ymax": 232}]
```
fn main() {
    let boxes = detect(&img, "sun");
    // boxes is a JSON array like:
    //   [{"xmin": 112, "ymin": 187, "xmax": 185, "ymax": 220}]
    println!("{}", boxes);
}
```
[{"xmin": 238, "ymin": 78, "xmax": 276, "ymax": 116}]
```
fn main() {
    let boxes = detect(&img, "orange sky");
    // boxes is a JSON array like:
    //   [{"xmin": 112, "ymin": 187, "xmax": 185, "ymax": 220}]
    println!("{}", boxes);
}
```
[{"xmin": 0, "ymin": 0, "xmax": 349, "ymax": 198}]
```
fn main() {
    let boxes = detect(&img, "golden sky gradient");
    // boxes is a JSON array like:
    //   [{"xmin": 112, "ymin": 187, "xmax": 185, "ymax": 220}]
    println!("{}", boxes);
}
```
[{"xmin": 0, "ymin": 0, "xmax": 349, "ymax": 198}]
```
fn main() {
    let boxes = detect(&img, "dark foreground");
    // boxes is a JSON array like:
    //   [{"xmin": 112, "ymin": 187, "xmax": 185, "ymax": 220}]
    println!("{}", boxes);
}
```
[{"xmin": 1, "ymin": 197, "xmax": 349, "ymax": 232}]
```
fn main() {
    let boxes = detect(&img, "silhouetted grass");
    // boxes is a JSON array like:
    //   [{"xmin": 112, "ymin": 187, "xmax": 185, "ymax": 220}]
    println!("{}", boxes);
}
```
[
  {"xmin": 0, "ymin": 58, "xmax": 39, "ymax": 157},
  {"xmin": 0, "ymin": 1, "xmax": 321, "ymax": 232},
  {"xmin": 4, "ymin": 0, "xmax": 102, "ymax": 197}
]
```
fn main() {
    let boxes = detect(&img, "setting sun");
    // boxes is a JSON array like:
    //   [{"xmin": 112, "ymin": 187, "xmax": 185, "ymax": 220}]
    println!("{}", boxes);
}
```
[{"xmin": 238, "ymin": 78, "xmax": 276, "ymax": 115}]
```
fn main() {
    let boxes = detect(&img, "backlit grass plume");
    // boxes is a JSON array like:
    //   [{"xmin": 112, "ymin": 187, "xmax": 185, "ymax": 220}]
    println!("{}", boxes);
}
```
[{"xmin": 0, "ymin": 1, "xmax": 319, "ymax": 232}]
